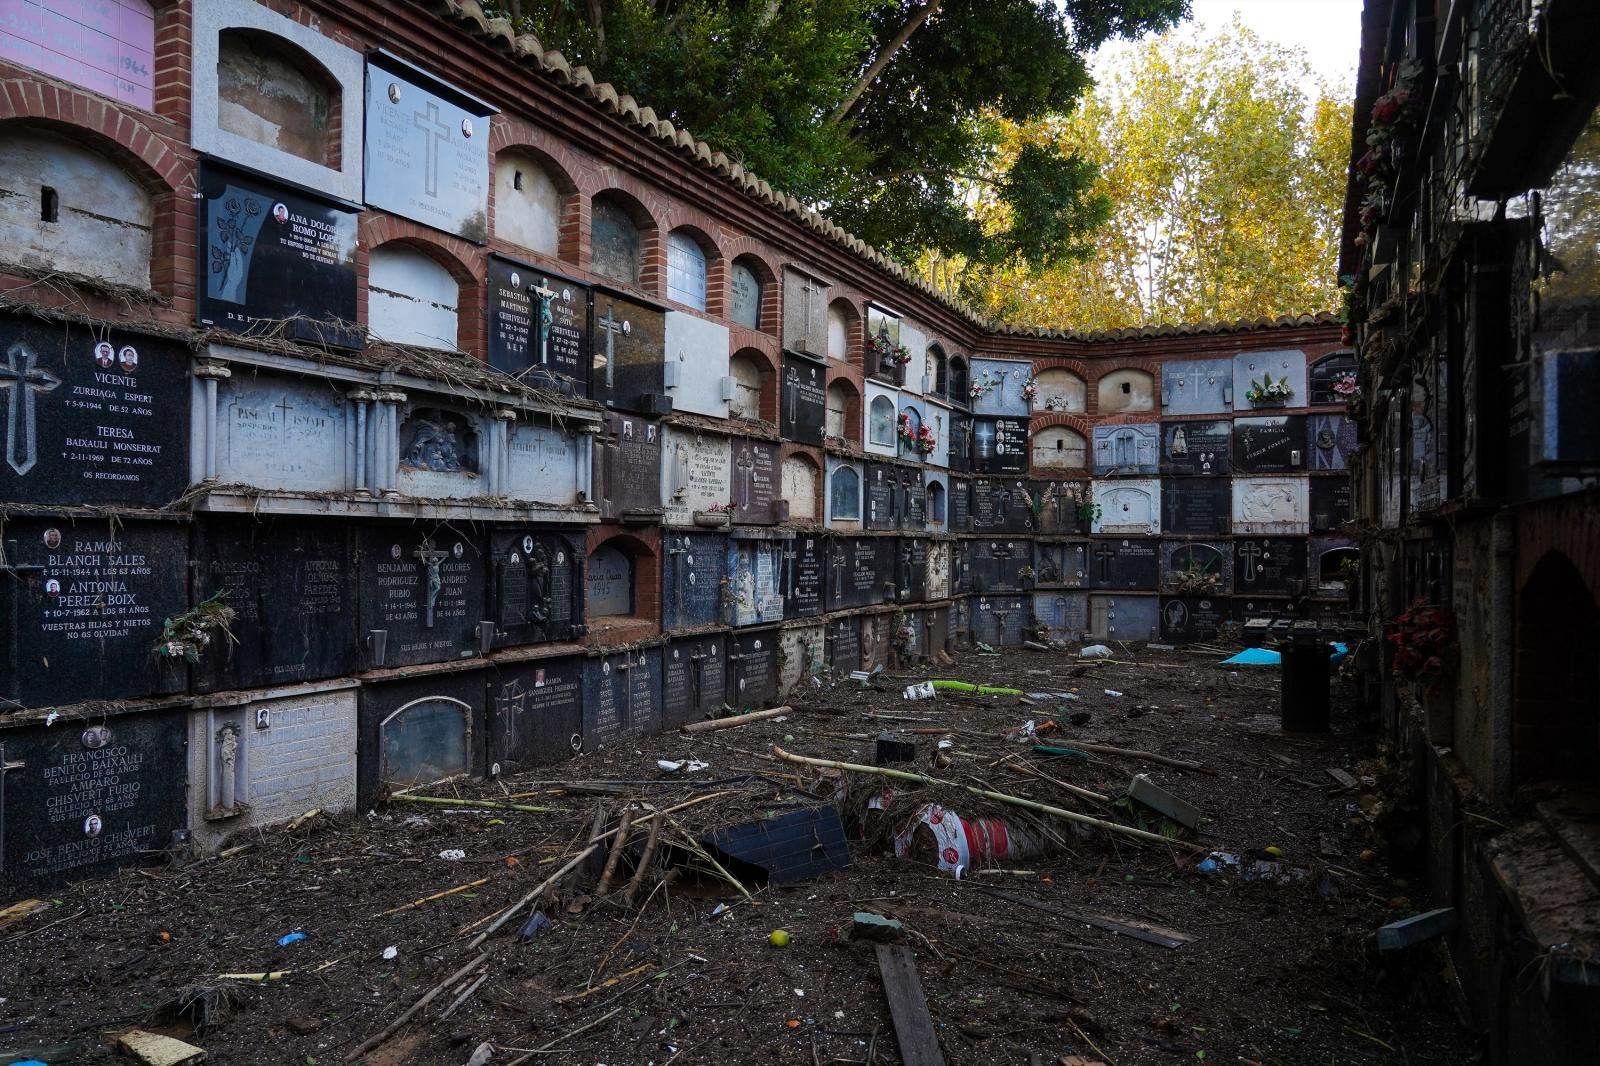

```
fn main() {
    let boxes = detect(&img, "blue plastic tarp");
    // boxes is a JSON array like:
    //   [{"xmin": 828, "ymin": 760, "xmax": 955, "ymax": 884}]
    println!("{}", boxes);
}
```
[{"xmin": 1221, "ymin": 643, "xmax": 1347, "ymax": 666}]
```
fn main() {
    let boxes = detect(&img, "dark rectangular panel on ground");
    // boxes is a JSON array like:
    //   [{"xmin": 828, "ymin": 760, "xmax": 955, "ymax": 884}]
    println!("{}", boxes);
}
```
[
  {"xmin": 0, "ymin": 710, "xmax": 187, "ymax": 896},
  {"xmin": 2, "ymin": 518, "xmax": 186, "ymax": 708},
  {"xmin": 582, "ymin": 646, "xmax": 662, "ymax": 750},
  {"xmin": 704, "ymin": 806, "xmax": 850, "ymax": 884},
  {"xmin": 192, "ymin": 517, "xmax": 358, "ymax": 692},
  {"xmin": 488, "ymin": 655, "xmax": 584, "ymax": 773},
  {"xmin": 662, "ymin": 632, "xmax": 728, "ymax": 729},
  {"xmin": 357, "ymin": 523, "xmax": 485, "ymax": 668},
  {"xmin": 488, "ymin": 529, "xmax": 584, "ymax": 647},
  {"xmin": 661, "ymin": 531, "xmax": 727, "ymax": 630},
  {"xmin": 357, "ymin": 670, "xmax": 486, "ymax": 810}
]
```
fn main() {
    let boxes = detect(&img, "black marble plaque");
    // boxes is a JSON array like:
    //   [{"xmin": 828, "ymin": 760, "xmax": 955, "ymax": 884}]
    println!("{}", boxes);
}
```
[
  {"xmin": 895, "ymin": 538, "xmax": 930, "ymax": 602},
  {"xmin": 826, "ymin": 537, "xmax": 895, "ymax": 611},
  {"xmin": 902, "ymin": 468, "xmax": 927, "ymax": 529},
  {"xmin": 1160, "ymin": 420, "xmax": 1232, "ymax": 476},
  {"xmin": 486, "ymin": 255, "xmax": 590, "ymax": 393},
  {"xmin": 948, "ymin": 412, "xmax": 973, "ymax": 472},
  {"xmin": 731, "ymin": 438, "xmax": 779, "ymax": 524},
  {"xmin": 1160, "ymin": 596, "xmax": 1231, "ymax": 644},
  {"xmin": 662, "ymin": 633, "xmax": 727, "ymax": 729},
  {"xmin": 864, "ymin": 463, "xmax": 898, "ymax": 530},
  {"xmin": 949, "ymin": 476, "xmax": 972, "ymax": 532},
  {"xmin": 592, "ymin": 289, "xmax": 668, "ymax": 414},
  {"xmin": 727, "ymin": 628, "xmax": 779, "ymax": 709},
  {"xmin": 1159, "ymin": 540, "xmax": 1232, "ymax": 594},
  {"xmin": 488, "ymin": 655, "xmax": 584, "ymax": 773},
  {"xmin": 0, "ymin": 315, "xmax": 190, "ymax": 508},
  {"xmin": 195, "ymin": 163, "xmax": 361, "ymax": 347},
  {"xmin": 2, "ymin": 518, "xmax": 186, "ymax": 708},
  {"xmin": 969, "ymin": 539, "xmax": 1032, "ymax": 593},
  {"xmin": 0, "ymin": 711, "xmax": 187, "ymax": 895},
  {"xmin": 1232, "ymin": 537, "xmax": 1307, "ymax": 596},
  {"xmin": 597, "ymin": 412, "xmax": 663, "ymax": 520},
  {"xmin": 1161, "ymin": 478, "xmax": 1232, "ymax": 535},
  {"xmin": 781, "ymin": 354, "xmax": 826, "ymax": 446},
  {"xmin": 972, "ymin": 417, "xmax": 1029, "ymax": 474},
  {"xmin": 782, "ymin": 535, "xmax": 823, "ymax": 618},
  {"xmin": 1088, "ymin": 538, "xmax": 1160, "ymax": 590},
  {"xmin": 662, "ymin": 532, "xmax": 727, "ymax": 629},
  {"xmin": 827, "ymin": 617, "xmax": 862, "ymax": 673},
  {"xmin": 972, "ymin": 595, "xmax": 1029, "ymax": 646},
  {"xmin": 1033, "ymin": 480, "xmax": 1090, "ymax": 535},
  {"xmin": 193, "ymin": 517, "xmax": 357, "ymax": 693},
  {"xmin": 583, "ymin": 646, "xmax": 662, "ymax": 750},
  {"xmin": 357, "ymin": 670, "xmax": 486, "ymax": 809},
  {"xmin": 1233, "ymin": 416, "xmax": 1307, "ymax": 473},
  {"xmin": 1034, "ymin": 539, "xmax": 1089, "ymax": 588},
  {"xmin": 1308, "ymin": 413, "xmax": 1357, "ymax": 471},
  {"xmin": 489, "ymin": 530, "xmax": 584, "ymax": 647},
  {"xmin": 1309, "ymin": 477, "xmax": 1352, "ymax": 532},
  {"xmin": 971, "ymin": 478, "xmax": 1035, "ymax": 534},
  {"xmin": 358, "ymin": 523, "xmax": 485, "ymax": 668}
]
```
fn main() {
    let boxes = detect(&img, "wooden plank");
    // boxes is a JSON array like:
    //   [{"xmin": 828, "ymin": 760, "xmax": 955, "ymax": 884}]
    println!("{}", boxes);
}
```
[
  {"xmin": 964, "ymin": 885, "xmax": 1192, "ymax": 949},
  {"xmin": 875, "ymin": 943, "xmax": 947, "ymax": 1066}
]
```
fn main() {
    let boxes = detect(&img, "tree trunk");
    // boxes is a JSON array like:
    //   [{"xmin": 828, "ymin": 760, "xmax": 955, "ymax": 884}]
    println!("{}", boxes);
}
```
[{"xmin": 828, "ymin": 0, "xmax": 944, "ymax": 124}]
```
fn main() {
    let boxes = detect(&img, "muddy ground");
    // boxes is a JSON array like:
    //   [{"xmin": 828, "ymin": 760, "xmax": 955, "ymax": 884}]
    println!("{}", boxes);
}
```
[{"xmin": 0, "ymin": 645, "xmax": 1481, "ymax": 1065}]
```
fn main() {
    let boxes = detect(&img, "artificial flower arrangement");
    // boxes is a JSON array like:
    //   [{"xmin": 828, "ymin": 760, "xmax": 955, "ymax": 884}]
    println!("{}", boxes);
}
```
[
  {"xmin": 1332, "ymin": 371, "xmax": 1360, "ymax": 399},
  {"xmin": 870, "ymin": 332, "xmax": 912, "ymax": 367},
  {"xmin": 969, "ymin": 371, "xmax": 1001, "ymax": 401},
  {"xmin": 1387, "ymin": 598, "xmax": 1454, "ymax": 684},
  {"xmin": 915, "ymin": 422, "xmax": 936, "ymax": 455},
  {"xmin": 1020, "ymin": 377, "xmax": 1038, "ymax": 403},
  {"xmin": 1246, "ymin": 374, "xmax": 1294, "ymax": 403}
]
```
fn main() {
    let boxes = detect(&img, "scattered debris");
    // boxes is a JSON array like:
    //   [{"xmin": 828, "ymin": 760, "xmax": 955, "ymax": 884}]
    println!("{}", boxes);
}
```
[
  {"xmin": 0, "ymin": 899, "xmax": 48, "ymax": 933},
  {"xmin": 875, "ymin": 943, "xmax": 947, "ymax": 1066},
  {"xmin": 1127, "ymin": 773, "xmax": 1201, "ymax": 831},
  {"xmin": 464, "ymin": 1042, "xmax": 495, "ymax": 1066},
  {"xmin": 377, "ymin": 877, "xmax": 489, "ymax": 917},
  {"xmin": 1327, "ymin": 768, "xmax": 1359, "ymax": 789},
  {"xmin": 656, "ymin": 758, "xmax": 710, "ymax": 773},
  {"xmin": 381, "ymin": 945, "xmax": 398, "ymax": 960},
  {"xmin": 703, "ymin": 806, "xmax": 851, "ymax": 883},
  {"xmin": 1377, "ymin": 908, "xmax": 1457, "ymax": 950},
  {"xmin": 343, "ymin": 951, "xmax": 490, "ymax": 1063},
  {"xmin": 437, "ymin": 849, "xmax": 467, "ymax": 861},
  {"xmin": 275, "ymin": 932, "xmax": 306, "ymax": 947},
  {"xmin": 851, "ymin": 912, "xmax": 905, "ymax": 942},
  {"xmin": 681, "ymin": 705, "xmax": 793, "ymax": 734},
  {"xmin": 1104, "ymin": 689, "xmax": 1124, "ymax": 697},
  {"xmin": 894, "ymin": 803, "xmax": 1057, "ymax": 877},
  {"xmin": 516, "ymin": 911, "xmax": 553, "ymax": 941},
  {"xmin": 876, "ymin": 732, "xmax": 919, "ymax": 764},
  {"xmin": 117, "ymin": 1029, "xmax": 207, "ymax": 1066},
  {"xmin": 1079, "ymin": 644, "xmax": 1113, "ymax": 658},
  {"xmin": 903, "ymin": 681, "xmax": 936, "ymax": 700},
  {"xmin": 1065, "ymin": 742, "xmax": 1219, "ymax": 776},
  {"xmin": 932, "ymin": 680, "xmax": 1024, "ymax": 696},
  {"xmin": 768, "ymin": 929, "xmax": 792, "ymax": 948}
]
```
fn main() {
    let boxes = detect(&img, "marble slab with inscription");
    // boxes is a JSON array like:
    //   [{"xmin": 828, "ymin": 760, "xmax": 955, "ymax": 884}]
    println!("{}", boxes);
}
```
[
  {"xmin": 1233, "ymin": 415, "xmax": 1307, "ymax": 473},
  {"xmin": 662, "ymin": 633, "xmax": 727, "ymax": 729},
  {"xmin": 899, "ymin": 466, "xmax": 927, "ymax": 530},
  {"xmin": 486, "ymin": 256, "xmax": 590, "ymax": 391},
  {"xmin": 970, "ymin": 358, "xmax": 1031, "ymax": 417},
  {"xmin": 727, "ymin": 628, "xmax": 780, "ymax": 708},
  {"xmin": 971, "ymin": 417, "xmax": 1029, "ymax": 474},
  {"xmin": 1034, "ymin": 539, "xmax": 1088, "ymax": 588},
  {"xmin": 397, "ymin": 404, "xmax": 488, "ymax": 498},
  {"xmin": 864, "ymin": 462, "xmax": 899, "ymax": 529},
  {"xmin": 0, "ymin": 315, "xmax": 189, "ymax": 507},
  {"xmin": 780, "ymin": 624, "xmax": 826, "ymax": 692},
  {"xmin": 895, "ymin": 537, "xmax": 930, "ymax": 602},
  {"xmin": 661, "ymin": 531, "xmax": 727, "ymax": 630},
  {"xmin": 583, "ymin": 647, "xmax": 662, "ymax": 750},
  {"xmin": 969, "ymin": 538, "xmax": 1032, "ymax": 593},
  {"xmin": 727, "ymin": 538, "xmax": 784, "ymax": 627},
  {"xmin": 665, "ymin": 311, "xmax": 731, "ymax": 419},
  {"xmin": 1091, "ymin": 479, "xmax": 1161, "ymax": 535},
  {"xmin": 1093, "ymin": 423, "xmax": 1160, "ymax": 475},
  {"xmin": 972, "ymin": 594, "xmax": 1030, "ymax": 646},
  {"xmin": 782, "ymin": 535, "xmax": 824, "ymax": 618},
  {"xmin": 948, "ymin": 475, "xmax": 971, "ymax": 532},
  {"xmin": 1, "ymin": 711, "xmax": 187, "ymax": 895},
  {"xmin": 1233, "ymin": 350, "xmax": 1307, "ymax": 411},
  {"xmin": 1231, "ymin": 476, "xmax": 1310, "ymax": 535},
  {"xmin": 505, "ymin": 423, "xmax": 582, "ymax": 504},
  {"xmin": 1088, "ymin": 593, "xmax": 1159, "ymax": 641},
  {"xmin": 216, "ymin": 372, "xmax": 352, "ymax": 492},
  {"xmin": 971, "ymin": 477, "xmax": 1036, "ymax": 534},
  {"xmin": 1233, "ymin": 537, "xmax": 1307, "ymax": 595},
  {"xmin": 596, "ymin": 412, "xmax": 662, "ymax": 520},
  {"xmin": 1160, "ymin": 596, "xmax": 1231, "ymax": 643},
  {"xmin": 781, "ymin": 354, "xmax": 827, "ymax": 446},
  {"xmin": 357, "ymin": 523, "xmax": 485, "ymax": 668},
  {"xmin": 488, "ymin": 529, "xmax": 583, "ymax": 646},
  {"xmin": 490, "ymin": 656, "xmax": 584, "ymax": 772},
  {"xmin": 1310, "ymin": 476, "xmax": 1352, "ymax": 532},
  {"xmin": 730, "ymin": 438, "xmax": 779, "ymax": 524},
  {"xmin": 593, "ymin": 291, "xmax": 667, "ymax": 414},
  {"xmin": 825, "ymin": 536, "xmax": 895, "ymax": 611},
  {"xmin": 364, "ymin": 60, "xmax": 491, "ymax": 240},
  {"xmin": 1033, "ymin": 591, "xmax": 1089, "ymax": 642},
  {"xmin": 1160, "ymin": 358, "xmax": 1233, "ymax": 415},
  {"xmin": 4, "ymin": 518, "xmax": 185, "ymax": 708},
  {"xmin": 1160, "ymin": 420, "xmax": 1232, "ymax": 476},
  {"xmin": 661, "ymin": 427, "xmax": 731, "ymax": 525},
  {"xmin": 1088, "ymin": 538, "xmax": 1159, "ymax": 590},
  {"xmin": 193, "ymin": 517, "xmax": 358, "ymax": 692},
  {"xmin": 1161, "ymin": 478, "xmax": 1231, "ymax": 535},
  {"xmin": 827, "ymin": 616, "xmax": 862, "ymax": 674}
]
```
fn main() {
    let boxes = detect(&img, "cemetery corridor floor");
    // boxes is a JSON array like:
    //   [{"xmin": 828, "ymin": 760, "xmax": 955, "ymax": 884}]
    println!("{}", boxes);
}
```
[{"xmin": 0, "ymin": 646, "xmax": 1479, "ymax": 1065}]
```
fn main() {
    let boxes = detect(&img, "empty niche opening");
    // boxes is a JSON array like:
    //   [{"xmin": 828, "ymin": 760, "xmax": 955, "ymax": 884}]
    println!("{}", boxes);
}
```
[
  {"xmin": 927, "ymin": 480, "xmax": 947, "ymax": 524},
  {"xmin": 927, "ymin": 344, "xmax": 948, "ymax": 397},
  {"xmin": 369, "ymin": 244, "xmax": 461, "ymax": 349},
  {"xmin": 591, "ymin": 194, "xmax": 644, "ymax": 286},
  {"xmin": 729, "ymin": 352, "xmax": 765, "ymax": 419},
  {"xmin": 827, "ymin": 299, "xmax": 858, "ymax": 363},
  {"xmin": 868, "ymin": 395, "xmax": 895, "ymax": 446},
  {"xmin": 825, "ymin": 380, "xmax": 854, "ymax": 440},
  {"xmin": 1098, "ymin": 369, "xmax": 1154, "ymax": 413},
  {"xmin": 949, "ymin": 356, "xmax": 969, "ymax": 404},
  {"xmin": 781, "ymin": 454, "xmax": 820, "ymax": 519},
  {"xmin": 1034, "ymin": 368, "xmax": 1086, "ymax": 412},
  {"xmin": 217, "ymin": 28, "xmax": 339, "ymax": 166},
  {"xmin": 493, "ymin": 151, "xmax": 564, "ymax": 256},
  {"xmin": 381, "ymin": 697, "xmax": 469, "ymax": 788},
  {"xmin": 587, "ymin": 541, "xmax": 634, "ymax": 617},
  {"xmin": 730, "ymin": 256, "xmax": 765, "ymax": 330},
  {"xmin": 830, "ymin": 466, "xmax": 861, "ymax": 520},
  {"xmin": 400, "ymin": 407, "xmax": 479, "ymax": 474},
  {"xmin": 1318, "ymin": 546, "xmax": 1359, "ymax": 588},
  {"xmin": 1513, "ymin": 551, "xmax": 1600, "ymax": 785},
  {"xmin": 1033, "ymin": 426, "xmax": 1087, "ymax": 470}
]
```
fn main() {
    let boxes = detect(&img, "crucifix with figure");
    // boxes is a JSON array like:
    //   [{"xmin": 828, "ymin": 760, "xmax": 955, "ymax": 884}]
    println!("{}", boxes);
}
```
[
  {"xmin": 532, "ymin": 278, "xmax": 557, "ymax": 365},
  {"xmin": 413, "ymin": 100, "xmax": 452, "ymax": 199},
  {"xmin": 413, "ymin": 540, "xmax": 449, "ymax": 628},
  {"xmin": 597, "ymin": 303, "xmax": 627, "ymax": 392},
  {"xmin": 736, "ymin": 445, "xmax": 756, "ymax": 509},
  {"xmin": 0, "ymin": 343, "xmax": 62, "ymax": 476}
]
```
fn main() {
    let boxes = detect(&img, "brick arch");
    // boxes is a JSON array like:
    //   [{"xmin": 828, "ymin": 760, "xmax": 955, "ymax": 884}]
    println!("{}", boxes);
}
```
[
  {"xmin": 828, "ymin": 296, "xmax": 863, "ymax": 366},
  {"xmin": 724, "ymin": 243, "xmax": 780, "ymax": 334},
  {"xmin": 824, "ymin": 371, "xmax": 863, "ymax": 444},
  {"xmin": 1028, "ymin": 355, "xmax": 1092, "ymax": 381},
  {"xmin": 1029, "ymin": 411, "xmax": 1095, "ymax": 439},
  {"xmin": 589, "ymin": 184, "xmax": 663, "ymax": 295},
  {"xmin": 664, "ymin": 222, "xmax": 725, "ymax": 316},
  {"xmin": 585, "ymin": 528, "xmax": 661, "ymax": 643},
  {"xmin": 1083, "ymin": 357, "xmax": 1164, "ymax": 384}
]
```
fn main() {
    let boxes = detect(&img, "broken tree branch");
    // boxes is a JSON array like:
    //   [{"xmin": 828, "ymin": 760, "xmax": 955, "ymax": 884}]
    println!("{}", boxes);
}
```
[
  {"xmin": 377, "ymin": 877, "xmax": 491, "ymax": 917},
  {"xmin": 621, "ymin": 814, "xmax": 662, "ymax": 908},
  {"xmin": 769, "ymin": 747, "xmax": 1199, "ymax": 851},
  {"xmin": 1064, "ymin": 742, "xmax": 1218, "ymax": 776},
  {"xmin": 554, "ymin": 960, "xmax": 656, "ymax": 1005},
  {"xmin": 390, "ymin": 794, "xmax": 562, "ymax": 813},
  {"xmin": 681, "ymin": 705, "xmax": 792, "ymax": 734},
  {"xmin": 342, "ymin": 950, "xmax": 489, "ymax": 1063},
  {"xmin": 594, "ymin": 807, "xmax": 635, "ymax": 897}
]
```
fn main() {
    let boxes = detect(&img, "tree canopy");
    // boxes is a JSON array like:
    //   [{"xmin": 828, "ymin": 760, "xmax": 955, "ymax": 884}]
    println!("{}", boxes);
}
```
[
  {"xmin": 953, "ymin": 19, "xmax": 1351, "ymax": 329},
  {"xmin": 487, "ymin": 0, "xmax": 1189, "ymax": 267}
]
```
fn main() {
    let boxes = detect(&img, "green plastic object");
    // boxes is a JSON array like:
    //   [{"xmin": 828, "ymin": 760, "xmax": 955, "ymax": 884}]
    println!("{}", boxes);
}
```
[
  {"xmin": 930, "ymin": 680, "xmax": 1024, "ymax": 696},
  {"xmin": 1031, "ymin": 744, "xmax": 1090, "ymax": 759}
]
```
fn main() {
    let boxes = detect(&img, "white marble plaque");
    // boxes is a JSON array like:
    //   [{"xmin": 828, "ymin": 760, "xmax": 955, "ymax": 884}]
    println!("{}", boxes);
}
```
[
  {"xmin": 664, "ymin": 311, "xmax": 731, "ymax": 418},
  {"xmin": 1231, "ymin": 476, "xmax": 1310, "ymax": 535},
  {"xmin": 217, "ymin": 375, "xmax": 351, "ymax": 492},
  {"xmin": 1091, "ymin": 478, "xmax": 1161, "ymax": 535},
  {"xmin": 661, "ymin": 426, "xmax": 732, "ymax": 525},
  {"xmin": 505, "ymin": 423, "xmax": 580, "ymax": 503}
]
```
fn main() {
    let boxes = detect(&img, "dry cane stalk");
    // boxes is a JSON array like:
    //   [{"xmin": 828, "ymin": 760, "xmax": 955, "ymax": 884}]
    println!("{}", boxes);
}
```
[
  {"xmin": 594, "ymin": 808, "xmax": 635, "ymax": 897},
  {"xmin": 621, "ymin": 815, "xmax": 662, "ymax": 909}
]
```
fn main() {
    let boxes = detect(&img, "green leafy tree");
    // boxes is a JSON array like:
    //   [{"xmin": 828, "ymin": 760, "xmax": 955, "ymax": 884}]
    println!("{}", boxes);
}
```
[
  {"xmin": 487, "ymin": 0, "xmax": 1188, "ymax": 267},
  {"xmin": 959, "ymin": 18, "xmax": 1351, "ymax": 329}
]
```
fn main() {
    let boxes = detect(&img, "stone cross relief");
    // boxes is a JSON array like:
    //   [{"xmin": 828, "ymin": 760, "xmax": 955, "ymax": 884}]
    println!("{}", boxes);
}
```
[
  {"xmin": 413, "ymin": 100, "xmax": 452, "ymax": 199},
  {"xmin": 786, "ymin": 365, "xmax": 800, "ymax": 423},
  {"xmin": 1238, "ymin": 540, "xmax": 1266, "ymax": 583},
  {"xmin": 736, "ymin": 446, "xmax": 756, "ymax": 508},
  {"xmin": 597, "ymin": 303, "xmax": 628, "ymax": 390},
  {"xmin": 0, "ymin": 343, "xmax": 62, "ymax": 475},
  {"xmin": 413, "ymin": 540, "xmax": 450, "ymax": 628}
]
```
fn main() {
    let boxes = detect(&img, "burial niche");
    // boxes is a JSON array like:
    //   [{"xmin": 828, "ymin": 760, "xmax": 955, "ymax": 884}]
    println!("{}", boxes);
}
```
[
  {"xmin": 381, "ymin": 697, "xmax": 469, "ymax": 787},
  {"xmin": 369, "ymin": 245, "xmax": 460, "ymax": 349},
  {"xmin": 729, "ymin": 353, "xmax": 765, "ymax": 420},
  {"xmin": 587, "ymin": 542, "xmax": 634, "ymax": 617},
  {"xmin": 494, "ymin": 152, "xmax": 563, "ymax": 255},
  {"xmin": 1097, "ymin": 368, "xmax": 1155, "ymax": 414},
  {"xmin": 826, "ymin": 381, "xmax": 852, "ymax": 439},
  {"xmin": 830, "ymin": 466, "xmax": 861, "ymax": 520},
  {"xmin": 868, "ymin": 395, "xmax": 896, "ymax": 446},
  {"xmin": 591, "ymin": 195, "xmax": 643, "ymax": 286},
  {"xmin": 667, "ymin": 229, "xmax": 709, "ymax": 310},
  {"xmin": 217, "ymin": 29, "xmax": 337, "ymax": 166},
  {"xmin": 1033, "ymin": 426, "xmax": 1088, "ymax": 471},
  {"xmin": 730, "ymin": 257, "xmax": 764, "ymax": 330}
]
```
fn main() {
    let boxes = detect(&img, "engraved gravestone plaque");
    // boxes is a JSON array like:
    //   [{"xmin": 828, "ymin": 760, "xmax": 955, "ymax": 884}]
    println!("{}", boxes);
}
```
[
  {"xmin": 1160, "ymin": 596, "xmax": 1230, "ymax": 643},
  {"xmin": 489, "ymin": 655, "xmax": 584, "ymax": 772},
  {"xmin": 596, "ymin": 412, "xmax": 662, "ymax": 520},
  {"xmin": 661, "ymin": 531, "xmax": 726, "ymax": 630},
  {"xmin": 726, "ymin": 537, "xmax": 783, "ymax": 626},
  {"xmin": 364, "ymin": 58, "xmax": 492, "ymax": 240},
  {"xmin": 827, "ymin": 617, "xmax": 862, "ymax": 673},
  {"xmin": 948, "ymin": 475, "xmax": 971, "ymax": 531},
  {"xmin": 583, "ymin": 647, "xmax": 662, "ymax": 750},
  {"xmin": 486, "ymin": 255, "xmax": 590, "ymax": 392},
  {"xmin": 1160, "ymin": 420, "xmax": 1232, "ymax": 476},
  {"xmin": 217, "ymin": 373, "xmax": 350, "ymax": 493},
  {"xmin": 727, "ymin": 629, "xmax": 779, "ymax": 709},
  {"xmin": 662, "ymin": 633, "xmax": 727, "ymax": 728},
  {"xmin": 972, "ymin": 595, "xmax": 1029, "ymax": 646},
  {"xmin": 1033, "ymin": 592, "xmax": 1090, "ymax": 642},
  {"xmin": 592, "ymin": 289, "xmax": 667, "ymax": 414},
  {"xmin": 864, "ymin": 462, "xmax": 898, "ymax": 530},
  {"xmin": 730, "ymin": 438, "xmax": 779, "ymax": 524},
  {"xmin": 489, "ymin": 530, "xmax": 583, "ymax": 647},
  {"xmin": 1232, "ymin": 537, "xmax": 1306, "ymax": 595},
  {"xmin": 972, "ymin": 417, "xmax": 1029, "ymax": 474},
  {"xmin": 1034, "ymin": 539, "xmax": 1089, "ymax": 588},
  {"xmin": 1160, "ymin": 358, "xmax": 1233, "ymax": 415},
  {"xmin": 358, "ymin": 524, "xmax": 484, "ymax": 668},
  {"xmin": 781, "ymin": 354, "xmax": 827, "ymax": 446},
  {"xmin": 1160, "ymin": 540, "xmax": 1233, "ymax": 595},
  {"xmin": 1088, "ymin": 539, "xmax": 1159, "ymax": 590},
  {"xmin": 1233, "ymin": 415, "xmax": 1307, "ymax": 473},
  {"xmin": 1309, "ymin": 477, "xmax": 1352, "ymax": 532},
  {"xmin": 783, "ymin": 535, "xmax": 824, "ymax": 617},
  {"xmin": 782, "ymin": 269, "xmax": 829, "ymax": 357},
  {"xmin": 1161, "ymin": 479, "xmax": 1232, "ymax": 535}
]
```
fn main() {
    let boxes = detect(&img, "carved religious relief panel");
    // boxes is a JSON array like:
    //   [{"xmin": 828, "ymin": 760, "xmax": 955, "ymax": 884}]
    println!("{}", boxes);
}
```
[
  {"xmin": 1093, "ymin": 423, "xmax": 1160, "ymax": 475},
  {"xmin": 488, "ymin": 529, "xmax": 584, "ymax": 647},
  {"xmin": 1231, "ymin": 477, "xmax": 1310, "ymax": 535},
  {"xmin": 397, "ymin": 406, "xmax": 485, "ymax": 498}
]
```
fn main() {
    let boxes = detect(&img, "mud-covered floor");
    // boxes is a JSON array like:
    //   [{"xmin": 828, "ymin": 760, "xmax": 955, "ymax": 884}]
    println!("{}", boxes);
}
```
[{"xmin": 0, "ymin": 644, "xmax": 1481, "ymax": 1065}]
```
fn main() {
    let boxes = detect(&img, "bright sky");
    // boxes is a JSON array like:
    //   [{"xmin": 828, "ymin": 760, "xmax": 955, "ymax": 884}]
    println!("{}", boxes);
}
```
[{"xmin": 1093, "ymin": 0, "xmax": 1363, "ymax": 95}]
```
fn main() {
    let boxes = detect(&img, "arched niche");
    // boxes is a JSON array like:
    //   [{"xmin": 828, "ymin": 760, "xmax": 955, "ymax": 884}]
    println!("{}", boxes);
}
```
[
  {"xmin": 494, "ymin": 151, "xmax": 564, "ymax": 256},
  {"xmin": 782, "ymin": 454, "xmax": 820, "ymax": 519},
  {"xmin": 1309, "ymin": 352, "xmax": 1359, "ymax": 405},
  {"xmin": 369, "ymin": 244, "xmax": 460, "ymax": 349},
  {"xmin": 1514, "ymin": 551, "xmax": 1600, "ymax": 784},
  {"xmin": 830, "ymin": 465, "xmax": 861, "ymax": 520},
  {"xmin": 587, "ymin": 542, "xmax": 634, "ymax": 617},
  {"xmin": 899, "ymin": 404, "xmax": 924, "ymax": 459},
  {"xmin": 826, "ymin": 381, "xmax": 854, "ymax": 440},
  {"xmin": 949, "ymin": 356, "xmax": 969, "ymax": 405},
  {"xmin": 730, "ymin": 256, "xmax": 765, "ymax": 330},
  {"xmin": 927, "ymin": 479, "xmax": 948, "ymax": 524},
  {"xmin": 729, "ymin": 352, "xmax": 765, "ymax": 420},
  {"xmin": 666, "ymin": 228, "xmax": 709, "ymax": 310},
  {"xmin": 1035, "ymin": 368, "xmax": 1086, "ymax": 412},
  {"xmin": 927, "ymin": 345, "xmax": 948, "ymax": 397},
  {"xmin": 1097, "ymin": 368, "xmax": 1155, "ymax": 413},
  {"xmin": 1033, "ymin": 426, "xmax": 1088, "ymax": 471},
  {"xmin": 217, "ymin": 28, "xmax": 339, "ymax": 166},
  {"xmin": 0, "ymin": 130, "xmax": 153, "ymax": 288},
  {"xmin": 827, "ymin": 300, "xmax": 857, "ymax": 362},
  {"xmin": 867, "ymin": 395, "xmax": 896, "ymax": 447},
  {"xmin": 381, "ymin": 697, "xmax": 470, "ymax": 787},
  {"xmin": 591, "ymin": 194, "xmax": 644, "ymax": 286}
]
